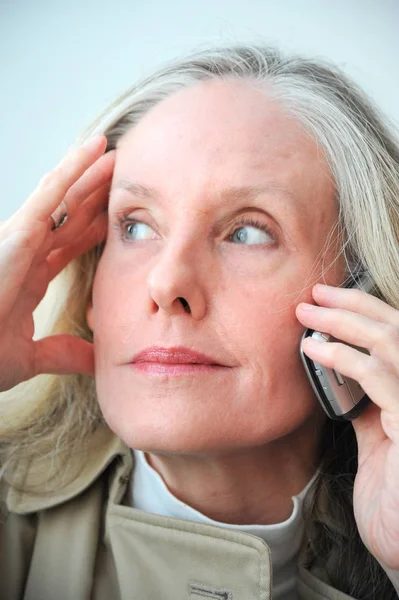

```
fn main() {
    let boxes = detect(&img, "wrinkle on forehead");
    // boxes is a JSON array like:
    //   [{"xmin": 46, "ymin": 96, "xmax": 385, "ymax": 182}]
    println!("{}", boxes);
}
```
[{"xmin": 112, "ymin": 78, "xmax": 337, "ymax": 239}]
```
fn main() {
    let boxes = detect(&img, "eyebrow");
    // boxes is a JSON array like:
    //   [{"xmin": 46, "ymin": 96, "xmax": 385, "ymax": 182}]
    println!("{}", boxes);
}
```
[
  {"xmin": 112, "ymin": 180, "xmax": 158, "ymax": 200},
  {"xmin": 111, "ymin": 180, "xmax": 296, "ymax": 205}
]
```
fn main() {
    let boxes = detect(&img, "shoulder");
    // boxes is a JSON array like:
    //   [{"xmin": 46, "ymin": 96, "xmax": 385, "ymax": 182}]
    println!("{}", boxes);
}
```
[
  {"xmin": 0, "ymin": 428, "xmax": 132, "ymax": 599},
  {"xmin": 3, "ymin": 426, "xmax": 130, "ymax": 515}
]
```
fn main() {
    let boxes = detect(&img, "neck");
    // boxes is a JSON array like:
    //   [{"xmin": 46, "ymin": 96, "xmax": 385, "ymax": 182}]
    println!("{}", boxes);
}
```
[{"xmin": 145, "ymin": 416, "xmax": 323, "ymax": 525}]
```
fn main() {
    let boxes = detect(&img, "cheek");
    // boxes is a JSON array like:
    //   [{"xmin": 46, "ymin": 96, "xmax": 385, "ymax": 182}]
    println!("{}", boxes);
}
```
[
  {"xmin": 91, "ymin": 262, "xmax": 135, "ymax": 357},
  {"xmin": 227, "ymin": 281, "xmax": 316, "ymax": 414},
  {"xmin": 92, "ymin": 255, "xmax": 312, "ymax": 374},
  {"xmin": 228, "ymin": 279, "xmax": 310, "ymax": 361},
  {"xmin": 90, "ymin": 251, "xmax": 320, "ymax": 452}
]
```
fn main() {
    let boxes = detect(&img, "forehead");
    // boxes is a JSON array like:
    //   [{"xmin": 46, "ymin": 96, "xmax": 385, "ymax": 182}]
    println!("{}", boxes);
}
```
[{"xmin": 112, "ymin": 79, "xmax": 335, "ymax": 216}]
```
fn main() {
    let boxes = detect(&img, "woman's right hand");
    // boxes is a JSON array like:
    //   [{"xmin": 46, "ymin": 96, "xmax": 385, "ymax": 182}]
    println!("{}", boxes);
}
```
[{"xmin": 0, "ymin": 134, "xmax": 115, "ymax": 392}]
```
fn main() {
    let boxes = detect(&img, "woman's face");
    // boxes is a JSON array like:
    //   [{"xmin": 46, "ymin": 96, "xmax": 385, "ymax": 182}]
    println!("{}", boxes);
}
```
[{"xmin": 89, "ymin": 79, "xmax": 344, "ymax": 454}]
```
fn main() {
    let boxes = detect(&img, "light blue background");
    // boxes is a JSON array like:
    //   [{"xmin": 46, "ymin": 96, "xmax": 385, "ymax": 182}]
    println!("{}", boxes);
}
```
[{"xmin": 1, "ymin": 0, "xmax": 398, "ymax": 219}]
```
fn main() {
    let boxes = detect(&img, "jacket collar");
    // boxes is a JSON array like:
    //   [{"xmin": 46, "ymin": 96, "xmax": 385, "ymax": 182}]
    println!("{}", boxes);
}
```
[{"xmin": 6, "ymin": 425, "xmax": 132, "ymax": 514}]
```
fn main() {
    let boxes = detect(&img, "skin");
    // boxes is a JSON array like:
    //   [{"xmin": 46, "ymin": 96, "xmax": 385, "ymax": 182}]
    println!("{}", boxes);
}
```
[
  {"xmin": 87, "ymin": 78, "xmax": 345, "ymax": 524},
  {"xmin": 0, "ymin": 78, "xmax": 397, "ymax": 584}
]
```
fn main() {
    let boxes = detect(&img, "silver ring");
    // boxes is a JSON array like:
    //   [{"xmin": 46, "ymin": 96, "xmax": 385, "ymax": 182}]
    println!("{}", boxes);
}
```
[{"xmin": 50, "ymin": 200, "xmax": 68, "ymax": 230}]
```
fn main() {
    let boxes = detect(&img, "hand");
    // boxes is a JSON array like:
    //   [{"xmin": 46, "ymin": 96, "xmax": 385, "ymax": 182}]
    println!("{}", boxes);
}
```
[
  {"xmin": 296, "ymin": 284, "xmax": 399, "ymax": 571},
  {"xmin": 0, "ymin": 134, "xmax": 115, "ymax": 392}
]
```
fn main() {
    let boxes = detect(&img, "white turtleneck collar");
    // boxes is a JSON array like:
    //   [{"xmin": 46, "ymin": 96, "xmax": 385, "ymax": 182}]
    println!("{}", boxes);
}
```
[{"xmin": 129, "ymin": 449, "xmax": 317, "ymax": 600}]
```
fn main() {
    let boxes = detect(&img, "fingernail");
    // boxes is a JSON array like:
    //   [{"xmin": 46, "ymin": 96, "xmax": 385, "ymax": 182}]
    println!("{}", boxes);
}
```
[
  {"xmin": 314, "ymin": 283, "xmax": 332, "ymax": 290},
  {"xmin": 298, "ymin": 302, "xmax": 314, "ymax": 310},
  {"xmin": 302, "ymin": 336, "xmax": 320, "ymax": 347}
]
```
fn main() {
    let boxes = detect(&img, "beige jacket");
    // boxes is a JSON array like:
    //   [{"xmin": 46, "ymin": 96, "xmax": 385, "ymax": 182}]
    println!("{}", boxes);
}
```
[{"xmin": 0, "ymin": 426, "xmax": 356, "ymax": 600}]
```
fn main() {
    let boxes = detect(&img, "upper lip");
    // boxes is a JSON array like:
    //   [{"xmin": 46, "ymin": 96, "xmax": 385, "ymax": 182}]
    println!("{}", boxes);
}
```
[{"xmin": 131, "ymin": 346, "xmax": 229, "ymax": 366}]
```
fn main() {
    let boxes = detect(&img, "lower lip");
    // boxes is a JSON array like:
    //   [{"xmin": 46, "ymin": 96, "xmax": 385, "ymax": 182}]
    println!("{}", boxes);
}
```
[{"xmin": 131, "ymin": 362, "xmax": 228, "ymax": 376}]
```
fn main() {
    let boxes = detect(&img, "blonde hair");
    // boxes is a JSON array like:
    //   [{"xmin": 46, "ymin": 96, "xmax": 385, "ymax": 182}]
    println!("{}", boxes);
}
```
[
  {"xmin": 1, "ymin": 42, "xmax": 399, "ymax": 487},
  {"xmin": 2, "ymin": 43, "xmax": 399, "ymax": 598}
]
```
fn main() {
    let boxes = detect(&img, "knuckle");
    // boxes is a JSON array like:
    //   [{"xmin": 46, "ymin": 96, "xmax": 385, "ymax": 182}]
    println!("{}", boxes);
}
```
[
  {"xmin": 362, "ymin": 355, "xmax": 390, "ymax": 382},
  {"xmin": 39, "ymin": 170, "xmax": 58, "ymax": 188},
  {"xmin": 374, "ymin": 323, "xmax": 399, "ymax": 352},
  {"xmin": 67, "ymin": 145, "xmax": 88, "ymax": 167},
  {"xmin": 356, "ymin": 357, "xmax": 375, "ymax": 385},
  {"xmin": 347, "ymin": 287, "xmax": 363, "ymax": 300},
  {"xmin": 345, "ymin": 288, "xmax": 365, "ymax": 305},
  {"xmin": 60, "ymin": 147, "xmax": 87, "ymax": 175},
  {"xmin": 329, "ymin": 343, "xmax": 342, "ymax": 362}
]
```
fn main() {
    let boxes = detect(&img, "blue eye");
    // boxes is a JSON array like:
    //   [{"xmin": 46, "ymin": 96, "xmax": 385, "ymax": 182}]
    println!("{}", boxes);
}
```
[
  {"xmin": 123, "ymin": 221, "xmax": 156, "ymax": 241},
  {"xmin": 229, "ymin": 220, "xmax": 275, "ymax": 245},
  {"xmin": 118, "ymin": 217, "xmax": 275, "ymax": 246}
]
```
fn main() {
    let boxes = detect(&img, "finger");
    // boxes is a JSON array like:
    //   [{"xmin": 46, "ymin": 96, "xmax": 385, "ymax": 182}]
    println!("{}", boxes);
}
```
[
  {"xmin": 34, "ymin": 334, "xmax": 95, "ymax": 376},
  {"xmin": 301, "ymin": 336, "xmax": 399, "ymax": 413},
  {"xmin": 312, "ymin": 283, "xmax": 399, "ymax": 326},
  {"xmin": 26, "ymin": 181, "xmax": 110, "ymax": 272},
  {"xmin": 47, "ymin": 212, "xmax": 107, "ymax": 280},
  {"xmin": 0, "ymin": 230, "xmax": 37, "ymax": 322},
  {"xmin": 51, "ymin": 181, "xmax": 111, "ymax": 248},
  {"xmin": 13, "ymin": 134, "xmax": 107, "ymax": 225},
  {"xmin": 296, "ymin": 303, "xmax": 399, "ymax": 365},
  {"xmin": 59, "ymin": 149, "xmax": 115, "ymax": 217}
]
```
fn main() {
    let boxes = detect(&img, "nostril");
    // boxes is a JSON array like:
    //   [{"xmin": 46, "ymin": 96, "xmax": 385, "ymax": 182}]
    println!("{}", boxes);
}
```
[{"xmin": 178, "ymin": 297, "xmax": 191, "ymax": 313}]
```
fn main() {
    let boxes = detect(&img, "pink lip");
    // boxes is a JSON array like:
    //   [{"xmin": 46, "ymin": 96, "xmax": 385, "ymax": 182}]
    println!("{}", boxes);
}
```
[
  {"xmin": 131, "ymin": 346, "xmax": 225, "ymax": 365},
  {"xmin": 130, "ymin": 346, "xmax": 233, "ymax": 376}
]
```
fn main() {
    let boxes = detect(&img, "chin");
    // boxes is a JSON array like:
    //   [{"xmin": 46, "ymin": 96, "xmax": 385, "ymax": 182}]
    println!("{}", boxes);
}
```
[
  {"xmin": 98, "ymin": 402, "xmax": 318, "ymax": 458},
  {"xmin": 101, "ymin": 412, "xmax": 230, "ymax": 455}
]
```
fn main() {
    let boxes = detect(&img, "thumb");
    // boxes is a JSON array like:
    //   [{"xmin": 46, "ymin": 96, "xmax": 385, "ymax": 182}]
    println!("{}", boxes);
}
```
[{"xmin": 34, "ymin": 334, "xmax": 95, "ymax": 377}]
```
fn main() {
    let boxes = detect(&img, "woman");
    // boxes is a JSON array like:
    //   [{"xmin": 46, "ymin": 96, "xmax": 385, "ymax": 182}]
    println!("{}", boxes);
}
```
[{"xmin": 0, "ymin": 44, "xmax": 398, "ymax": 600}]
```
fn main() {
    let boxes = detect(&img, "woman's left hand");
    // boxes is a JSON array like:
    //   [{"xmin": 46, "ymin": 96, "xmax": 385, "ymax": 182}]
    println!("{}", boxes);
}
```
[{"xmin": 296, "ymin": 283, "xmax": 399, "ymax": 572}]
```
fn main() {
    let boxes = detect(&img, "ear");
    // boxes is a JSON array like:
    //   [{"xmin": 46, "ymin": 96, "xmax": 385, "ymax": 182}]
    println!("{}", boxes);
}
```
[{"xmin": 86, "ymin": 302, "xmax": 94, "ymax": 331}]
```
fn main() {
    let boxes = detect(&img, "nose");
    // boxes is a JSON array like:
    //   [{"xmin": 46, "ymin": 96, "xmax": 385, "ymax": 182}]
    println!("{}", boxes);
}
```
[{"xmin": 147, "ymin": 245, "xmax": 208, "ymax": 320}]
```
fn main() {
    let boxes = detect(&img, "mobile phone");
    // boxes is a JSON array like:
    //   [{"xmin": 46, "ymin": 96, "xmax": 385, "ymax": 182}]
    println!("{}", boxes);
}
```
[{"xmin": 300, "ymin": 272, "xmax": 375, "ymax": 420}]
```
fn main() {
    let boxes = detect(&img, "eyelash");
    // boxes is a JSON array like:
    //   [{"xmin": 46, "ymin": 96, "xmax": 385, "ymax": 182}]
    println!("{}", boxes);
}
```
[
  {"xmin": 116, "ymin": 216, "xmax": 276, "ymax": 245},
  {"xmin": 227, "ymin": 218, "xmax": 275, "ymax": 243}
]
